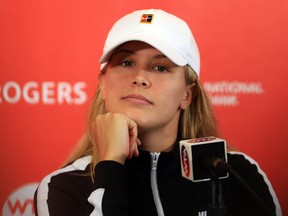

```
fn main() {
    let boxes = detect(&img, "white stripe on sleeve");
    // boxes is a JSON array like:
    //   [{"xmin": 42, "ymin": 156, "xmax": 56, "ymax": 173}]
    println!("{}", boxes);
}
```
[
  {"xmin": 36, "ymin": 156, "xmax": 92, "ymax": 216},
  {"xmin": 88, "ymin": 188, "xmax": 105, "ymax": 216},
  {"xmin": 229, "ymin": 151, "xmax": 282, "ymax": 216}
]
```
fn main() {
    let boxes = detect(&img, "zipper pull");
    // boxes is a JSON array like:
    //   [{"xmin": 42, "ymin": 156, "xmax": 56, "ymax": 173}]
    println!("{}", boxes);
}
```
[{"xmin": 151, "ymin": 152, "xmax": 160, "ymax": 170}]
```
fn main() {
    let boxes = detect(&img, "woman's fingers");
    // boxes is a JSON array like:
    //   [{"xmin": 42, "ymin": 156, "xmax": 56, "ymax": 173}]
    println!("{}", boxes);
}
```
[{"xmin": 93, "ymin": 112, "xmax": 140, "ymax": 164}]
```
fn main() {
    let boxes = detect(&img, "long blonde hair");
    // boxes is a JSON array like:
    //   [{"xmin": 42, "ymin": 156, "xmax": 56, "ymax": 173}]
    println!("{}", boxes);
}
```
[{"xmin": 64, "ymin": 65, "xmax": 218, "ymax": 174}]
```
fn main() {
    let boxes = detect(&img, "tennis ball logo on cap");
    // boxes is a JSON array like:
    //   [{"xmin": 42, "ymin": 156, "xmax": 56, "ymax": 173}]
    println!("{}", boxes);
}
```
[{"xmin": 140, "ymin": 14, "xmax": 154, "ymax": 24}]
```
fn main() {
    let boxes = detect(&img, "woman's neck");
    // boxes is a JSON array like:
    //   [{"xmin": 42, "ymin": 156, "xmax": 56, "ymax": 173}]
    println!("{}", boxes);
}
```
[{"xmin": 138, "ymin": 128, "xmax": 178, "ymax": 153}]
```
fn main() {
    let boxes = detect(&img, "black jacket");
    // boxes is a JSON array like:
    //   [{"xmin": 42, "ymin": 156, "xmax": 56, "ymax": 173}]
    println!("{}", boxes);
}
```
[{"xmin": 35, "ymin": 146, "xmax": 281, "ymax": 216}]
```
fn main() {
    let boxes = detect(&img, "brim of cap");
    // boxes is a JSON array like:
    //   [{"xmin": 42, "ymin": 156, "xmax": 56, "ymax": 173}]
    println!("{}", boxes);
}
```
[{"xmin": 99, "ymin": 34, "xmax": 188, "ymax": 67}]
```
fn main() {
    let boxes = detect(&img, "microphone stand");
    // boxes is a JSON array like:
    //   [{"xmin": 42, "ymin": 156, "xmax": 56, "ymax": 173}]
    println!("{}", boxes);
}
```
[
  {"xmin": 208, "ymin": 158, "xmax": 275, "ymax": 216},
  {"xmin": 207, "ymin": 170, "xmax": 227, "ymax": 216}
]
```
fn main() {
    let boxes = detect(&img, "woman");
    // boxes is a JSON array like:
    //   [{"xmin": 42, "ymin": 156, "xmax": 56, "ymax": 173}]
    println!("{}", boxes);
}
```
[{"xmin": 34, "ymin": 9, "xmax": 281, "ymax": 216}]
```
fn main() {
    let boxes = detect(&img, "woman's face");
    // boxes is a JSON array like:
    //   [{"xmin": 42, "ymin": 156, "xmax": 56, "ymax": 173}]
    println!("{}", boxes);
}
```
[{"xmin": 99, "ymin": 41, "xmax": 192, "ymax": 135}]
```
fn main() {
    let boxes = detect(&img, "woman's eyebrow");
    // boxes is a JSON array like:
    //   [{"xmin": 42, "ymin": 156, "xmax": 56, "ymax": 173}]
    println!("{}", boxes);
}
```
[
  {"xmin": 113, "ymin": 49, "xmax": 135, "ymax": 57},
  {"xmin": 153, "ymin": 54, "xmax": 168, "ymax": 59},
  {"xmin": 112, "ymin": 49, "xmax": 168, "ymax": 59}
]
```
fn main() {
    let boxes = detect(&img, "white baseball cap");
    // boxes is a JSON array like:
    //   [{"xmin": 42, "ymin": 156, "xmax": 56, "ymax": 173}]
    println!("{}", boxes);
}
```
[{"xmin": 99, "ymin": 9, "xmax": 200, "ymax": 76}]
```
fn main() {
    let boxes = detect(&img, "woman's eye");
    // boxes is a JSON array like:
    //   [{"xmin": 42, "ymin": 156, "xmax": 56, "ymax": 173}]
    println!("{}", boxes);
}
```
[
  {"xmin": 121, "ymin": 60, "xmax": 133, "ymax": 67},
  {"xmin": 154, "ymin": 65, "xmax": 169, "ymax": 73}
]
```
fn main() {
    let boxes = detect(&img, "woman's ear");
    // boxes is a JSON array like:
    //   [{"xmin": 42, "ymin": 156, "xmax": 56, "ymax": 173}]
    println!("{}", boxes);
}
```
[
  {"xmin": 180, "ymin": 84, "xmax": 196, "ymax": 109},
  {"xmin": 99, "ymin": 73, "xmax": 106, "ymax": 100}
]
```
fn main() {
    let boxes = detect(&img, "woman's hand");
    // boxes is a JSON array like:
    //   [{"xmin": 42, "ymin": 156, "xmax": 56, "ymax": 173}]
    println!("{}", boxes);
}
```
[{"xmin": 93, "ymin": 112, "xmax": 141, "ymax": 164}]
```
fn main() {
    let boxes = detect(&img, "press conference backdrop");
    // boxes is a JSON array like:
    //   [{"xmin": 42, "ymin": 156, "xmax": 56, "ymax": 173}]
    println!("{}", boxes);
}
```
[{"xmin": 0, "ymin": 0, "xmax": 287, "ymax": 215}]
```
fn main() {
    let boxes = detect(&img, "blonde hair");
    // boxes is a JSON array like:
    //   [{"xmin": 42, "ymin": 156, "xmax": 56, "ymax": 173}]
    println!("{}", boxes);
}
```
[
  {"xmin": 64, "ymin": 65, "xmax": 219, "ymax": 176},
  {"xmin": 180, "ymin": 66, "xmax": 217, "ymax": 139}
]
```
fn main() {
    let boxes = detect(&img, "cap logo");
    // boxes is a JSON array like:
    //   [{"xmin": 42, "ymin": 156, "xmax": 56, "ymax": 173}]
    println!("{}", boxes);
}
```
[{"xmin": 140, "ymin": 14, "xmax": 154, "ymax": 24}]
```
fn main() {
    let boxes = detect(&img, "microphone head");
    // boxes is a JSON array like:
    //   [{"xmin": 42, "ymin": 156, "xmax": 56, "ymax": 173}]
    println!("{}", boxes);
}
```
[{"xmin": 180, "ymin": 137, "xmax": 229, "ymax": 182}]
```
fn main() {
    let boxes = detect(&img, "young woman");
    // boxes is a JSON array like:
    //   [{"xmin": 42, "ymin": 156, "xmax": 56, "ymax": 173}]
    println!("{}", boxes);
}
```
[{"xmin": 34, "ymin": 9, "xmax": 282, "ymax": 216}]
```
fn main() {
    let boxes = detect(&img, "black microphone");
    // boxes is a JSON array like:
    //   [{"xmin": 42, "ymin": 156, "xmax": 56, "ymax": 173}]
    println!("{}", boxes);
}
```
[
  {"xmin": 179, "ymin": 136, "xmax": 275, "ymax": 216},
  {"xmin": 180, "ymin": 137, "xmax": 229, "ymax": 182},
  {"xmin": 180, "ymin": 137, "xmax": 228, "ymax": 216}
]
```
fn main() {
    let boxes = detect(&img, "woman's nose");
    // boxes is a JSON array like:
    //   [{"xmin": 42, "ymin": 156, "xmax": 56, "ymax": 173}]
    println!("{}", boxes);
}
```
[{"xmin": 131, "ymin": 71, "xmax": 151, "ymax": 88}]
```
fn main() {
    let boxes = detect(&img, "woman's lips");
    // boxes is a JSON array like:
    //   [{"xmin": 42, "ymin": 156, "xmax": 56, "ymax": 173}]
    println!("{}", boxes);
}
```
[{"xmin": 121, "ymin": 94, "xmax": 152, "ymax": 105}]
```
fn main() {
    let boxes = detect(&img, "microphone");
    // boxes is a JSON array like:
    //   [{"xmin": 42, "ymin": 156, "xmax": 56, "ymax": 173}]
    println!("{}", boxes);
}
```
[
  {"xmin": 179, "ymin": 136, "xmax": 276, "ymax": 216},
  {"xmin": 180, "ymin": 137, "xmax": 228, "ymax": 215},
  {"xmin": 180, "ymin": 137, "xmax": 229, "ymax": 182}
]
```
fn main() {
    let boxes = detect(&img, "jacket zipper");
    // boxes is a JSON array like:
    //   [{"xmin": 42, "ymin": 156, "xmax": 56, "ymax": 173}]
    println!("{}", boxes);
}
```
[{"xmin": 150, "ymin": 152, "xmax": 165, "ymax": 216}]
